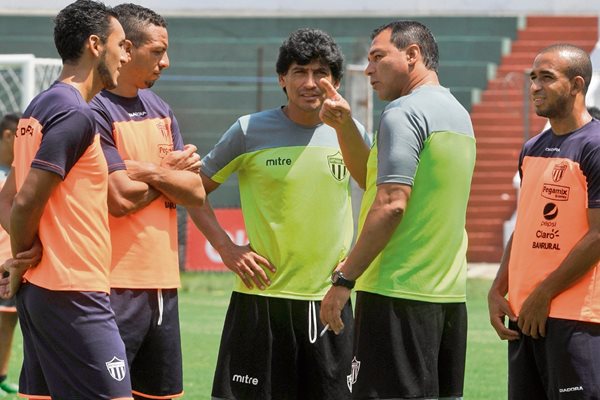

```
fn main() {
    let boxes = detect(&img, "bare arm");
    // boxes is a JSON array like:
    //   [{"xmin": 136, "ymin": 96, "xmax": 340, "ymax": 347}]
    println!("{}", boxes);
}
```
[
  {"xmin": 107, "ymin": 170, "xmax": 161, "ymax": 217},
  {"xmin": 487, "ymin": 233, "xmax": 519, "ymax": 340},
  {"xmin": 186, "ymin": 173, "xmax": 275, "ymax": 289},
  {"xmin": 318, "ymin": 78, "xmax": 370, "ymax": 188},
  {"xmin": 125, "ymin": 162, "xmax": 204, "ymax": 208},
  {"xmin": 108, "ymin": 145, "xmax": 204, "ymax": 217},
  {"xmin": 518, "ymin": 207, "xmax": 600, "ymax": 338},
  {"xmin": 0, "ymin": 168, "xmax": 43, "ymax": 298},
  {"xmin": 320, "ymin": 182, "xmax": 410, "ymax": 333},
  {"xmin": 124, "ymin": 144, "xmax": 205, "ymax": 209},
  {"xmin": 2, "ymin": 169, "xmax": 61, "ymax": 297},
  {"xmin": 10, "ymin": 168, "xmax": 60, "ymax": 255}
]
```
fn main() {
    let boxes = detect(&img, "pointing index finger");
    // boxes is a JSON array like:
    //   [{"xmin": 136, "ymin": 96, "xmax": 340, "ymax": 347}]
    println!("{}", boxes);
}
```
[{"xmin": 319, "ymin": 78, "xmax": 339, "ymax": 99}]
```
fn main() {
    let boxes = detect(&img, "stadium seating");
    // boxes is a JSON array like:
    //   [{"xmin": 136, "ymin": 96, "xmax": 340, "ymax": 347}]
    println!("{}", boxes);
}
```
[{"xmin": 467, "ymin": 16, "xmax": 598, "ymax": 262}]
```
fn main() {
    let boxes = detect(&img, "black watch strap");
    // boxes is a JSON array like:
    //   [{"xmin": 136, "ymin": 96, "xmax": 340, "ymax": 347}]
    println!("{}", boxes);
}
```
[{"xmin": 331, "ymin": 270, "xmax": 355, "ymax": 289}]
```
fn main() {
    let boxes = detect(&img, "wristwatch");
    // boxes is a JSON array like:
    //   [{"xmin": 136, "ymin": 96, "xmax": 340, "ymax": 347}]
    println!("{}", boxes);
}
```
[{"xmin": 331, "ymin": 270, "xmax": 355, "ymax": 289}]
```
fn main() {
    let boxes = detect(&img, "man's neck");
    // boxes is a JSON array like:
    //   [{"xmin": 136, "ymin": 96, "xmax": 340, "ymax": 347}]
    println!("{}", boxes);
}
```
[
  {"xmin": 109, "ymin": 80, "xmax": 139, "ymax": 98},
  {"xmin": 282, "ymin": 105, "xmax": 321, "ymax": 127},
  {"xmin": 550, "ymin": 103, "xmax": 592, "ymax": 135}
]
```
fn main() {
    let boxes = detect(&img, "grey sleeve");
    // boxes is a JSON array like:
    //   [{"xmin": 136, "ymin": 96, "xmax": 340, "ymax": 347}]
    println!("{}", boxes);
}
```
[
  {"xmin": 376, "ymin": 107, "xmax": 427, "ymax": 186},
  {"xmin": 201, "ymin": 120, "xmax": 246, "ymax": 179}
]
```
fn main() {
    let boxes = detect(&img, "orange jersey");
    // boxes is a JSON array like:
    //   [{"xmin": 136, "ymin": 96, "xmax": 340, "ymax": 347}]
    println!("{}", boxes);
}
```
[
  {"xmin": 91, "ymin": 89, "xmax": 182, "ymax": 289},
  {"xmin": 13, "ymin": 82, "xmax": 111, "ymax": 292},
  {"xmin": 509, "ymin": 121, "xmax": 600, "ymax": 322}
]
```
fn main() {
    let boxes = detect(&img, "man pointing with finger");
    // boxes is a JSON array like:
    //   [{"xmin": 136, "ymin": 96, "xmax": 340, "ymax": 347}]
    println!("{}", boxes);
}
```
[
  {"xmin": 188, "ymin": 28, "xmax": 368, "ymax": 400},
  {"xmin": 320, "ymin": 21, "xmax": 475, "ymax": 399}
]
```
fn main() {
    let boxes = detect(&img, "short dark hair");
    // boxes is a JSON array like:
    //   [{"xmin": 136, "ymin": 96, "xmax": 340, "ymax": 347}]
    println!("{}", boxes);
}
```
[
  {"xmin": 540, "ymin": 43, "xmax": 592, "ymax": 93},
  {"xmin": 372, "ymin": 20, "xmax": 439, "ymax": 72},
  {"xmin": 54, "ymin": 0, "xmax": 117, "ymax": 63},
  {"xmin": 0, "ymin": 113, "xmax": 19, "ymax": 133},
  {"xmin": 276, "ymin": 28, "xmax": 344, "ymax": 83},
  {"xmin": 113, "ymin": 3, "xmax": 167, "ymax": 47}
]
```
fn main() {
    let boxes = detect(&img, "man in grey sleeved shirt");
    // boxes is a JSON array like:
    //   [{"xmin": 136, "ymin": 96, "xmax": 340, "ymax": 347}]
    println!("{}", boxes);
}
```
[{"xmin": 320, "ymin": 20, "xmax": 475, "ymax": 399}]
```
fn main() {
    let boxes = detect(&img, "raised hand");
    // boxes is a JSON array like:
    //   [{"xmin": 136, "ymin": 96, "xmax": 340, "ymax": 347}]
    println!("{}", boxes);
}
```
[{"xmin": 318, "ymin": 78, "xmax": 353, "ymax": 130}]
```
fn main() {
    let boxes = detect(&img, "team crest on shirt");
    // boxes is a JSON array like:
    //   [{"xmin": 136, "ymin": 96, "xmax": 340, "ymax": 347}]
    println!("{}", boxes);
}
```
[
  {"xmin": 105, "ymin": 356, "xmax": 126, "ymax": 381},
  {"xmin": 327, "ymin": 152, "xmax": 347, "ymax": 181},
  {"xmin": 156, "ymin": 119, "xmax": 170, "ymax": 141},
  {"xmin": 552, "ymin": 161, "xmax": 568, "ymax": 182},
  {"xmin": 347, "ymin": 356, "xmax": 360, "ymax": 392}
]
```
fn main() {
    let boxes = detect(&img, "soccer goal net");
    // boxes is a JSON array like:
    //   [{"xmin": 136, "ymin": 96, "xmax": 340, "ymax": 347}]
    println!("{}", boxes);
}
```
[{"xmin": 0, "ymin": 54, "xmax": 62, "ymax": 114}]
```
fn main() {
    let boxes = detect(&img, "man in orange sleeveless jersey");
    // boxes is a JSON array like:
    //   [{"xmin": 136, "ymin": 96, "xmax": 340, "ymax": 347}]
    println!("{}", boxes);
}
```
[
  {"xmin": 91, "ymin": 4, "xmax": 204, "ymax": 399},
  {"xmin": 0, "ymin": 1, "xmax": 133, "ymax": 399},
  {"xmin": 488, "ymin": 44, "xmax": 600, "ymax": 399}
]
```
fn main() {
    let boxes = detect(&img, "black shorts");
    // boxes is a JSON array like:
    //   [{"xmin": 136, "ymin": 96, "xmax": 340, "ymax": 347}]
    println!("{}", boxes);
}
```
[
  {"xmin": 110, "ymin": 288, "xmax": 183, "ymax": 399},
  {"xmin": 17, "ymin": 282, "xmax": 132, "ymax": 400},
  {"xmin": 353, "ymin": 292, "xmax": 467, "ymax": 399},
  {"xmin": 212, "ymin": 292, "xmax": 354, "ymax": 400},
  {"xmin": 509, "ymin": 318, "xmax": 600, "ymax": 400}
]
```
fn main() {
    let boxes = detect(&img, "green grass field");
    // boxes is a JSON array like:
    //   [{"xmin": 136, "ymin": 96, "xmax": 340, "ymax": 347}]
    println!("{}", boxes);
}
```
[{"xmin": 3, "ymin": 274, "xmax": 507, "ymax": 399}]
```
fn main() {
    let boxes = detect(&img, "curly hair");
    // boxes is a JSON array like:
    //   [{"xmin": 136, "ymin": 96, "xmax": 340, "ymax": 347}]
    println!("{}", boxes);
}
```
[
  {"xmin": 54, "ymin": 0, "xmax": 117, "ymax": 63},
  {"xmin": 276, "ymin": 28, "xmax": 344, "ymax": 82}
]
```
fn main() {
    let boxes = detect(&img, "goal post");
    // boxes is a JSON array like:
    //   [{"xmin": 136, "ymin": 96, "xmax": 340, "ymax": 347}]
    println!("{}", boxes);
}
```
[{"xmin": 0, "ymin": 54, "xmax": 62, "ymax": 114}]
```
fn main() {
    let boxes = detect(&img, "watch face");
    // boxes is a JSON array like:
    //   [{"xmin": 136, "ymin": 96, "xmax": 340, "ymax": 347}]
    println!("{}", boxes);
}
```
[{"xmin": 331, "ymin": 271, "xmax": 340, "ymax": 284}]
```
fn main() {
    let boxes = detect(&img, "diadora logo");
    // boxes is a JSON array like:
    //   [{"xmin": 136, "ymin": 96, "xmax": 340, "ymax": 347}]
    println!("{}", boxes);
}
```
[
  {"xmin": 327, "ymin": 151, "xmax": 347, "ymax": 181},
  {"xmin": 541, "ymin": 184, "xmax": 570, "ymax": 201},
  {"xmin": 15, "ymin": 124, "xmax": 34, "ymax": 137},
  {"xmin": 552, "ymin": 161, "xmax": 568, "ymax": 182},
  {"xmin": 559, "ymin": 386, "xmax": 583, "ymax": 393},
  {"xmin": 232, "ymin": 374, "xmax": 258, "ymax": 386},
  {"xmin": 128, "ymin": 111, "xmax": 147, "ymax": 118},
  {"xmin": 346, "ymin": 357, "xmax": 360, "ymax": 393},
  {"xmin": 105, "ymin": 356, "xmax": 126, "ymax": 381}
]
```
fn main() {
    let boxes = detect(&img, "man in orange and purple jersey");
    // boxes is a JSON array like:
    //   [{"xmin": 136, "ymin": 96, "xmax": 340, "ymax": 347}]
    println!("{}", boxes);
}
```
[
  {"xmin": 0, "ymin": 113, "xmax": 21, "ymax": 397},
  {"xmin": 0, "ymin": 1, "xmax": 133, "ymax": 399},
  {"xmin": 488, "ymin": 44, "xmax": 600, "ymax": 399},
  {"xmin": 90, "ymin": 4, "xmax": 204, "ymax": 399}
]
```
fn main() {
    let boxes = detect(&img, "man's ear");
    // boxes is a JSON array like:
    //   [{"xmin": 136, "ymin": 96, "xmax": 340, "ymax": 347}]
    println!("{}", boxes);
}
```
[
  {"xmin": 571, "ymin": 76, "xmax": 586, "ymax": 96},
  {"xmin": 405, "ymin": 43, "xmax": 420, "ymax": 66},
  {"xmin": 87, "ymin": 34, "xmax": 102, "ymax": 58}
]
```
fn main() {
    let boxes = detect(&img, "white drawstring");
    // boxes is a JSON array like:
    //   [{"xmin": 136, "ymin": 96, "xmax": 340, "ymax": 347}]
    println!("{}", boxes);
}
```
[
  {"xmin": 308, "ymin": 301, "xmax": 317, "ymax": 344},
  {"xmin": 157, "ymin": 289, "xmax": 164, "ymax": 326}
]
